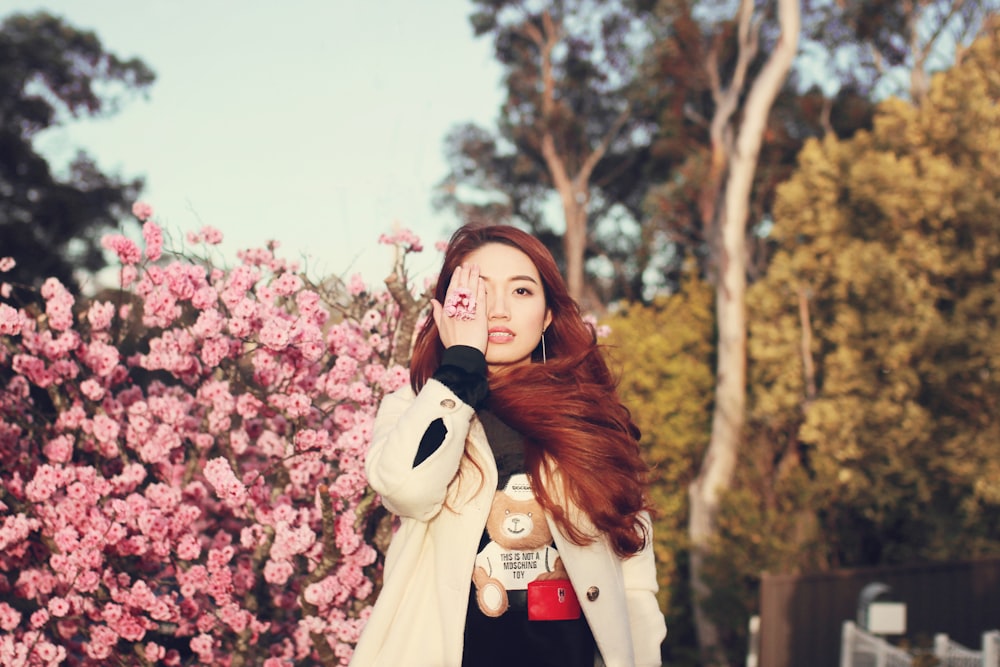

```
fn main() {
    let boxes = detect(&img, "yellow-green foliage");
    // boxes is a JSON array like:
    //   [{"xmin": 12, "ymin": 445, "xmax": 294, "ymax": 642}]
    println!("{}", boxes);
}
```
[
  {"xmin": 603, "ymin": 271, "xmax": 715, "ymax": 616},
  {"xmin": 746, "ymin": 19, "xmax": 1000, "ymax": 567}
]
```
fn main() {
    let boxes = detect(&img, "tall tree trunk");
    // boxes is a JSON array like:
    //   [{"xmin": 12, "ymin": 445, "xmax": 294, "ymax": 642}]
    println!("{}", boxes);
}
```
[
  {"xmin": 561, "ymin": 188, "xmax": 589, "ymax": 304},
  {"xmin": 688, "ymin": 1, "xmax": 800, "ymax": 664},
  {"xmin": 526, "ymin": 11, "xmax": 630, "ymax": 304}
]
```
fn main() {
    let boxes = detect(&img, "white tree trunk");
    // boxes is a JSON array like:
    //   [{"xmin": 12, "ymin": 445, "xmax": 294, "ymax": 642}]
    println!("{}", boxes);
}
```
[
  {"xmin": 561, "ymin": 191, "xmax": 589, "ymax": 303},
  {"xmin": 688, "ymin": 1, "xmax": 800, "ymax": 664},
  {"xmin": 527, "ymin": 12, "xmax": 629, "ymax": 305}
]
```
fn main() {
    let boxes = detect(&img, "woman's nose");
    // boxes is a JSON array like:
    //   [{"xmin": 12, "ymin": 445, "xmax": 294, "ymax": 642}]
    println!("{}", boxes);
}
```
[{"xmin": 487, "ymin": 292, "xmax": 509, "ymax": 319}]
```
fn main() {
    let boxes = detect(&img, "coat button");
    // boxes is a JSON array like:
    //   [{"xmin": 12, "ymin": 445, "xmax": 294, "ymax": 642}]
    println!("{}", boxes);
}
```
[
  {"xmin": 586, "ymin": 586, "xmax": 600, "ymax": 602},
  {"xmin": 440, "ymin": 399, "xmax": 456, "ymax": 409}
]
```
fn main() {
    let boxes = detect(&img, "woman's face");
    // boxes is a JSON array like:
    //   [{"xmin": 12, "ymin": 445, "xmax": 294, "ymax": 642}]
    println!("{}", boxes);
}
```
[{"xmin": 462, "ymin": 242, "xmax": 552, "ymax": 373}]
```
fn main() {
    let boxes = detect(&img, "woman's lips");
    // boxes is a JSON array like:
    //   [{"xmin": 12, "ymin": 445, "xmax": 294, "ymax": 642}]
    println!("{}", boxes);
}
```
[{"xmin": 488, "ymin": 327, "xmax": 514, "ymax": 342}]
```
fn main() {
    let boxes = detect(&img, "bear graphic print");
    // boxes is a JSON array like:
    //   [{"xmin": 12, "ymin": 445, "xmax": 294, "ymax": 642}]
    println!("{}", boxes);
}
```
[{"xmin": 472, "ymin": 474, "xmax": 579, "ymax": 619}]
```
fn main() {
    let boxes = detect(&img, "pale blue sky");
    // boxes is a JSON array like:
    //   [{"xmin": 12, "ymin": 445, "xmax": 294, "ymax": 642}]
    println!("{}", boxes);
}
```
[{"xmin": 4, "ymin": 0, "xmax": 503, "ymax": 285}]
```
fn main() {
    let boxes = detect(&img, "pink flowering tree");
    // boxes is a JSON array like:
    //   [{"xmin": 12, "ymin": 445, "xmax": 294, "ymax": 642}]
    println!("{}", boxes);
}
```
[{"xmin": 0, "ymin": 205, "xmax": 433, "ymax": 666}]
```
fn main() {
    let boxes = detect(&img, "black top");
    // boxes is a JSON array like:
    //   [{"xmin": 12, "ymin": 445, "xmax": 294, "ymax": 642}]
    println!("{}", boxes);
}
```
[{"xmin": 410, "ymin": 346, "xmax": 596, "ymax": 667}]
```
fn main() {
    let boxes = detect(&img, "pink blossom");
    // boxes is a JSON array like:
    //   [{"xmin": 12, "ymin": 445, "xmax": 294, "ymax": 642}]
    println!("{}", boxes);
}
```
[
  {"xmin": 41, "ymin": 278, "xmax": 75, "ymax": 331},
  {"xmin": 192, "ymin": 285, "xmax": 219, "ymax": 310},
  {"xmin": 0, "ymin": 602, "xmax": 22, "ymax": 631},
  {"xmin": 0, "ymin": 256, "xmax": 15, "ymax": 272},
  {"xmin": 235, "ymin": 393, "xmax": 263, "ymax": 419},
  {"xmin": 378, "ymin": 228, "xmax": 419, "ymax": 251},
  {"xmin": 348, "ymin": 382, "xmax": 373, "ymax": 403},
  {"xmin": 81, "ymin": 340, "xmax": 121, "ymax": 377},
  {"xmin": 256, "ymin": 284, "xmax": 275, "ymax": 304},
  {"xmin": 24, "ymin": 467, "xmax": 63, "ymax": 503},
  {"xmin": 43, "ymin": 435, "xmax": 74, "ymax": 463},
  {"xmin": 190, "ymin": 633, "xmax": 214, "ymax": 659},
  {"xmin": 119, "ymin": 264, "xmax": 139, "ymax": 288},
  {"xmin": 102, "ymin": 233, "xmax": 142, "ymax": 265},
  {"xmin": 378, "ymin": 364, "xmax": 407, "ymax": 392},
  {"xmin": 80, "ymin": 378, "xmax": 105, "ymax": 401},
  {"xmin": 299, "ymin": 339, "xmax": 325, "ymax": 363},
  {"xmin": 296, "ymin": 289, "xmax": 320, "ymax": 315},
  {"xmin": 348, "ymin": 273, "xmax": 367, "ymax": 296},
  {"xmin": 86, "ymin": 300, "xmax": 115, "ymax": 331},
  {"xmin": 0, "ymin": 303, "xmax": 24, "ymax": 336},
  {"xmin": 259, "ymin": 317, "xmax": 292, "ymax": 351},
  {"xmin": 30, "ymin": 608, "xmax": 49, "ymax": 628},
  {"xmin": 271, "ymin": 522, "xmax": 316, "ymax": 561},
  {"xmin": 201, "ymin": 226, "xmax": 224, "ymax": 245},
  {"xmin": 0, "ymin": 220, "xmax": 426, "ymax": 663},
  {"xmin": 227, "ymin": 317, "xmax": 251, "ymax": 338},
  {"xmin": 177, "ymin": 534, "xmax": 202, "ymax": 561},
  {"xmin": 164, "ymin": 261, "xmax": 207, "ymax": 300},
  {"xmin": 135, "ymin": 424, "xmax": 182, "ymax": 464},
  {"xmin": 199, "ymin": 337, "xmax": 230, "ymax": 367},
  {"xmin": 145, "ymin": 642, "xmax": 166, "ymax": 662},
  {"xmin": 142, "ymin": 287, "xmax": 182, "ymax": 328},
  {"xmin": 204, "ymin": 458, "xmax": 248, "ymax": 509},
  {"xmin": 272, "ymin": 272, "xmax": 303, "ymax": 296},
  {"xmin": 47, "ymin": 597, "xmax": 70, "ymax": 618},
  {"xmin": 363, "ymin": 363, "xmax": 386, "ymax": 385},
  {"xmin": 143, "ymin": 220, "xmax": 164, "ymax": 261},
  {"xmin": 284, "ymin": 392, "xmax": 311, "ymax": 418},
  {"xmin": 132, "ymin": 201, "xmax": 154, "ymax": 221},
  {"xmin": 220, "ymin": 602, "xmax": 249, "ymax": 633},
  {"xmin": 360, "ymin": 309, "xmax": 382, "ymax": 330},
  {"xmin": 91, "ymin": 414, "xmax": 120, "ymax": 444},
  {"xmin": 263, "ymin": 559, "xmax": 294, "ymax": 586}
]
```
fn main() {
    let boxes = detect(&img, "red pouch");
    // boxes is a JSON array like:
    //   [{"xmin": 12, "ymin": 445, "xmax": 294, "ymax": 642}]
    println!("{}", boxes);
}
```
[{"xmin": 527, "ymin": 579, "xmax": 582, "ymax": 621}]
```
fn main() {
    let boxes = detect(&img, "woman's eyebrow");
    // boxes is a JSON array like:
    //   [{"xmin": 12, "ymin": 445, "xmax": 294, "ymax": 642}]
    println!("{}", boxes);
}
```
[{"xmin": 480, "ymin": 274, "xmax": 540, "ymax": 284}]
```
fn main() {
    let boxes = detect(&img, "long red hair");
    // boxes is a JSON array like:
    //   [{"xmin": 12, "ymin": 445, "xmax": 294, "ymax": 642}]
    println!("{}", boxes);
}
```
[{"xmin": 410, "ymin": 224, "xmax": 651, "ymax": 557}]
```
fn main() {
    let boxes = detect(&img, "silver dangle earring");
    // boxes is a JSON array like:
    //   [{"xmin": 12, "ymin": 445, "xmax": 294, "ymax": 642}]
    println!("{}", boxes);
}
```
[{"xmin": 541, "ymin": 329, "xmax": 547, "ymax": 364}]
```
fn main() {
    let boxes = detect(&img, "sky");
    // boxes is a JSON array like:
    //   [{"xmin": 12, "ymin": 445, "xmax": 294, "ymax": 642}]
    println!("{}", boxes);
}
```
[{"xmin": 4, "ymin": 0, "xmax": 504, "ymax": 286}]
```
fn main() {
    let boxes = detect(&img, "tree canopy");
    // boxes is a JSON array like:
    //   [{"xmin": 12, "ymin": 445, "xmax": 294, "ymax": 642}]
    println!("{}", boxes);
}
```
[
  {"xmin": 603, "ymin": 15, "xmax": 1000, "ymax": 664},
  {"xmin": 604, "ymin": 271, "xmax": 715, "ymax": 664},
  {"xmin": 0, "ymin": 11, "xmax": 155, "ymax": 299},
  {"xmin": 435, "ymin": 0, "xmax": 663, "ymax": 305},
  {"xmin": 744, "ymin": 16, "xmax": 1000, "ymax": 568}
]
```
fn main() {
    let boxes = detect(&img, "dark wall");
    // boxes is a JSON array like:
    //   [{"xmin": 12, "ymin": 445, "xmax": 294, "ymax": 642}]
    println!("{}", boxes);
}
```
[{"xmin": 759, "ymin": 558, "xmax": 1000, "ymax": 667}]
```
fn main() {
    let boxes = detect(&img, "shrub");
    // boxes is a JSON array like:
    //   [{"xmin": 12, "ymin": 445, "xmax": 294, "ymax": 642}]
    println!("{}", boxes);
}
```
[{"xmin": 0, "ymin": 206, "xmax": 432, "ymax": 666}]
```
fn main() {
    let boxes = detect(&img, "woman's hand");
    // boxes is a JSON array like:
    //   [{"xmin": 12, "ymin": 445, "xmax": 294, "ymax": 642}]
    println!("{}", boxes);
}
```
[{"xmin": 431, "ymin": 263, "xmax": 488, "ymax": 353}]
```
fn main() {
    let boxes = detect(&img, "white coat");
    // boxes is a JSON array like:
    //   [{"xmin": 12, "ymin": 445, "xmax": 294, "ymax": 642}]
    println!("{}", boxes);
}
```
[{"xmin": 350, "ymin": 379, "xmax": 667, "ymax": 667}]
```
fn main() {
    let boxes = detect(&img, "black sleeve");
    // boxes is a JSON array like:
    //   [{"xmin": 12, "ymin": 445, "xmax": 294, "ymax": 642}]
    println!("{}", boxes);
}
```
[
  {"xmin": 413, "ymin": 419, "xmax": 447, "ymax": 467},
  {"xmin": 412, "ymin": 346, "xmax": 489, "ymax": 468},
  {"xmin": 432, "ymin": 345, "xmax": 489, "ymax": 408}
]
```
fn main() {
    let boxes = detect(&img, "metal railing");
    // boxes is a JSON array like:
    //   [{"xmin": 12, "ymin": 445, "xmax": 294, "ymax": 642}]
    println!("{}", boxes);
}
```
[
  {"xmin": 935, "ymin": 633, "xmax": 984, "ymax": 667},
  {"xmin": 982, "ymin": 631, "xmax": 1000, "ymax": 667},
  {"xmin": 840, "ymin": 623, "xmax": 1000, "ymax": 667},
  {"xmin": 840, "ymin": 621, "xmax": 914, "ymax": 667}
]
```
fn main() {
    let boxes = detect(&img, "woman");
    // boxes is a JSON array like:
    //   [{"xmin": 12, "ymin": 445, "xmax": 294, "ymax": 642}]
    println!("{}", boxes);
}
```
[{"xmin": 351, "ymin": 224, "xmax": 665, "ymax": 667}]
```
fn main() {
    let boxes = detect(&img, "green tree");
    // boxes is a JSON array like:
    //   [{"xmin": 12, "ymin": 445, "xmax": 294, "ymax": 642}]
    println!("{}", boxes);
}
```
[
  {"xmin": 638, "ymin": 0, "xmax": 996, "ymax": 285},
  {"xmin": 636, "ymin": 3, "xmax": 996, "ymax": 662},
  {"xmin": 436, "ymin": 0, "xmax": 661, "ymax": 306},
  {"xmin": 652, "ymin": 20, "xmax": 1000, "ymax": 665},
  {"xmin": 629, "ymin": 2, "xmax": 803, "ymax": 663},
  {"xmin": 0, "ymin": 11, "xmax": 154, "ymax": 299},
  {"xmin": 800, "ymin": 0, "xmax": 1000, "ymax": 104},
  {"xmin": 740, "ymin": 12, "xmax": 1000, "ymax": 579},
  {"xmin": 603, "ymin": 270, "xmax": 715, "ymax": 666}
]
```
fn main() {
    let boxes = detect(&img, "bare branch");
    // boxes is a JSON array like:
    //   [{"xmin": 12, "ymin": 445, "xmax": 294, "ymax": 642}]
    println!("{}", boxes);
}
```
[
  {"xmin": 576, "ymin": 104, "xmax": 631, "ymax": 186},
  {"xmin": 798, "ymin": 284, "xmax": 817, "ymax": 403}
]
